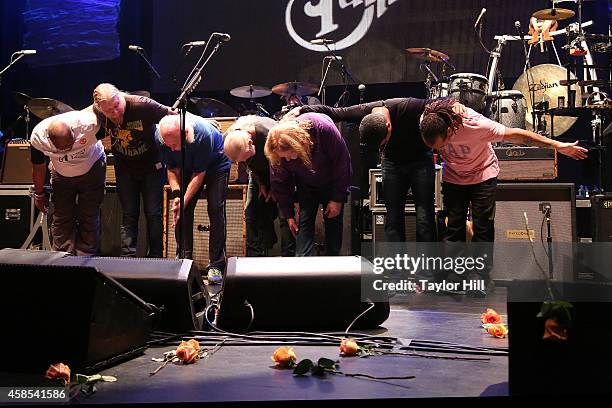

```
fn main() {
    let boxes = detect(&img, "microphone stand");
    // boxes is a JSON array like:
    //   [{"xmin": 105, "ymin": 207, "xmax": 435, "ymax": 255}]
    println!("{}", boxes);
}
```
[
  {"xmin": 541, "ymin": 203, "xmax": 554, "ymax": 281},
  {"xmin": 0, "ymin": 53, "xmax": 28, "ymax": 129},
  {"xmin": 133, "ymin": 48, "xmax": 161, "ymax": 79},
  {"xmin": 320, "ymin": 43, "xmax": 363, "ymax": 107},
  {"xmin": 515, "ymin": 23, "xmax": 540, "ymax": 135},
  {"xmin": 172, "ymin": 35, "xmax": 225, "ymax": 259}
]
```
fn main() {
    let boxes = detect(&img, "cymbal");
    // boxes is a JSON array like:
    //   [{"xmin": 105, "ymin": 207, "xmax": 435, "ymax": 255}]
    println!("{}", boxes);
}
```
[
  {"xmin": 128, "ymin": 90, "xmax": 151, "ymax": 98},
  {"xmin": 513, "ymin": 63, "xmax": 581, "ymax": 136},
  {"xmin": 532, "ymin": 8, "xmax": 575, "ymax": 21},
  {"xmin": 13, "ymin": 92, "xmax": 31, "ymax": 107},
  {"xmin": 188, "ymin": 97, "xmax": 237, "ymax": 118},
  {"xmin": 230, "ymin": 85, "xmax": 272, "ymax": 99},
  {"xmin": 28, "ymin": 98, "xmax": 74, "ymax": 120},
  {"xmin": 272, "ymin": 81, "xmax": 319, "ymax": 97},
  {"xmin": 405, "ymin": 47, "xmax": 449, "ymax": 63}
]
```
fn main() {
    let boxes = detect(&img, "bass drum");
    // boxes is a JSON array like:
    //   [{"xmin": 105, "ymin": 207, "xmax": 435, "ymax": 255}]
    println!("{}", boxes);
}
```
[
  {"xmin": 449, "ymin": 73, "xmax": 489, "ymax": 112},
  {"xmin": 512, "ymin": 64, "xmax": 581, "ymax": 136},
  {"xmin": 486, "ymin": 90, "xmax": 527, "ymax": 129}
]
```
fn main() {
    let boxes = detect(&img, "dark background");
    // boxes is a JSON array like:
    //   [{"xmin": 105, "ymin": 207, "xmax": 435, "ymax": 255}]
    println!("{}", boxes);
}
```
[{"xmin": 1, "ymin": 0, "xmax": 611, "ymax": 187}]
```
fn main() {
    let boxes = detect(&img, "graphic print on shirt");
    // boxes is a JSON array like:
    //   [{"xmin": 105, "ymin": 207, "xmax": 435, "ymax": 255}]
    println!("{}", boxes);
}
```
[
  {"xmin": 110, "ymin": 120, "xmax": 148, "ymax": 157},
  {"xmin": 441, "ymin": 143, "xmax": 471, "ymax": 159}
]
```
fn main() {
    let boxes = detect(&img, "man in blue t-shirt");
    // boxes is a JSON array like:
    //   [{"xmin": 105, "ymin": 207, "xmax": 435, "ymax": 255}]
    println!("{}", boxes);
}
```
[{"xmin": 156, "ymin": 113, "xmax": 231, "ymax": 284}]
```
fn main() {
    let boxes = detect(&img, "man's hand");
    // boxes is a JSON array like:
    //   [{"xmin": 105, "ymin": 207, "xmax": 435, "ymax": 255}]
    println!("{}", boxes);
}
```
[
  {"xmin": 287, "ymin": 217, "xmax": 299, "ymax": 236},
  {"xmin": 283, "ymin": 107, "xmax": 303, "ymax": 121},
  {"xmin": 557, "ymin": 141, "xmax": 588, "ymax": 160},
  {"xmin": 171, "ymin": 197, "xmax": 180, "ymax": 227},
  {"xmin": 324, "ymin": 201, "xmax": 342, "ymax": 219},
  {"xmin": 452, "ymin": 102, "xmax": 468, "ymax": 116},
  {"xmin": 34, "ymin": 194, "xmax": 48, "ymax": 214}
]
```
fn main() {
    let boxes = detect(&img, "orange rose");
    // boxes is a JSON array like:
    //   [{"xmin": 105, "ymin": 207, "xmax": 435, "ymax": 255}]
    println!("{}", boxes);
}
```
[
  {"xmin": 486, "ymin": 324, "xmax": 509, "ymax": 339},
  {"xmin": 271, "ymin": 347, "xmax": 297, "ymax": 367},
  {"xmin": 339, "ymin": 338, "xmax": 360, "ymax": 356},
  {"xmin": 481, "ymin": 308, "xmax": 503, "ymax": 325},
  {"xmin": 542, "ymin": 318, "xmax": 568, "ymax": 342},
  {"xmin": 45, "ymin": 363, "xmax": 70, "ymax": 384},
  {"xmin": 176, "ymin": 340, "xmax": 199, "ymax": 364},
  {"xmin": 186, "ymin": 339, "xmax": 201, "ymax": 353}
]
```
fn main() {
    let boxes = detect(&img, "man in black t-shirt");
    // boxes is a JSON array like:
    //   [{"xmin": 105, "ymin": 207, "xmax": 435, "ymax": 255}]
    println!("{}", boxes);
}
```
[{"xmin": 92, "ymin": 83, "xmax": 173, "ymax": 258}]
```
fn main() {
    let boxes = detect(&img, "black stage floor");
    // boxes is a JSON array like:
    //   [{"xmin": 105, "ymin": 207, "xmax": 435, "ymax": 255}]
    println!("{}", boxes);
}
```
[{"xmin": 58, "ymin": 289, "xmax": 509, "ymax": 403}]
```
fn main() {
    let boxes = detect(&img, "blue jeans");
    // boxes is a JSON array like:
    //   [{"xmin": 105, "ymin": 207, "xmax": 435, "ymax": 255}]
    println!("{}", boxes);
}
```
[
  {"xmin": 381, "ymin": 153, "xmax": 436, "ymax": 242},
  {"xmin": 245, "ymin": 175, "xmax": 295, "ymax": 256},
  {"xmin": 296, "ymin": 186, "xmax": 344, "ymax": 257},
  {"xmin": 176, "ymin": 170, "xmax": 229, "ymax": 269},
  {"xmin": 115, "ymin": 163, "xmax": 166, "ymax": 257}
]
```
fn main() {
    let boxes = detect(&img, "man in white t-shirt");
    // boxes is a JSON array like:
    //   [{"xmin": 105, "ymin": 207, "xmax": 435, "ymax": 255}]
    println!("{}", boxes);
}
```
[
  {"xmin": 30, "ymin": 110, "xmax": 106, "ymax": 256},
  {"xmin": 420, "ymin": 98, "xmax": 587, "ymax": 296}
]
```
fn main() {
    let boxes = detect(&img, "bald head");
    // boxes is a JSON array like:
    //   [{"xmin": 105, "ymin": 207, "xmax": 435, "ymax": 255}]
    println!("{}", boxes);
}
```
[
  {"xmin": 48, "ymin": 120, "xmax": 74, "ymax": 151},
  {"xmin": 158, "ymin": 115, "xmax": 193, "ymax": 151}
]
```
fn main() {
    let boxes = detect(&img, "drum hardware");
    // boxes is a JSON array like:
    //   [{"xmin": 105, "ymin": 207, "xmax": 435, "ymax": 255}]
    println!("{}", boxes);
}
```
[
  {"xmin": 407, "ymin": 48, "xmax": 453, "ymax": 100},
  {"xmin": 27, "ymin": 98, "xmax": 74, "ymax": 120},
  {"xmin": 188, "ymin": 97, "xmax": 237, "ymax": 118}
]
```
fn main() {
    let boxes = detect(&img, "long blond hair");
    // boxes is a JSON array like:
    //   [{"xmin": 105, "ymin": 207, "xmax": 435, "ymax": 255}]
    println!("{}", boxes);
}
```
[{"xmin": 264, "ymin": 120, "xmax": 313, "ymax": 169}]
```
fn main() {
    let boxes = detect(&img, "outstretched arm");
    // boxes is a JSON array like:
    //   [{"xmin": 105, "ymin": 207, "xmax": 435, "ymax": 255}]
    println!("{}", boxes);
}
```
[{"xmin": 503, "ymin": 128, "xmax": 588, "ymax": 160}]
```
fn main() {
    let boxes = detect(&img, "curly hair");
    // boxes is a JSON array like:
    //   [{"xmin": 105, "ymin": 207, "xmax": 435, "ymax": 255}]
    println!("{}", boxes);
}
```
[
  {"xmin": 264, "ymin": 119, "xmax": 314, "ymax": 169},
  {"xmin": 420, "ymin": 98, "xmax": 463, "ymax": 147}
]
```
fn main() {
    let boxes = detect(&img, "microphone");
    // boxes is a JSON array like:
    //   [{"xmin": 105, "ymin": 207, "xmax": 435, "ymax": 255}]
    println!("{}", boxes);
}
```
[
  {"xmin": 358, "ymin": 84, "xmax": 366, "ymax": 104},
  {"xmin": 474, "ymin": 8, "xmax": 487, "ymax": 29},
  {"xmin": 128, "ymin": 45, "xmax": 144, "ymax": 51},
  {"xmin": 212, "ymin": 33, "xmax": 231, "ymax": 42},
  {"xmin": 14, "ymin": 49, "xmax": 36, "ymax": 55},
  {"xmin": 310, "ymin": 38, "xmax": 335, "ymax": 45},
  {"xmin": 183, "ymin": 41, "xmax": 207, "ymax": 47},
  {"xmin": 514, "ymin": 20, "xmax": 521, "ymax": 30}
]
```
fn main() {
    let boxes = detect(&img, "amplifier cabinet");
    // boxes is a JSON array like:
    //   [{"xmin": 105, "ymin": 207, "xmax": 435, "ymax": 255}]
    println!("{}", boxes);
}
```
[
  {"xmin": 0, "ymin": 185, "xmax": 36, "ymax": 249},
  {"xmin": 1, "ymin": 139, "xmax": 32, "ymax": 184},
  {"xmin": 494, "ymin": 147, "xmax": 557, "ymax": 181},
  {"xmin": 164, "ymin": 184, "xmax": 247, "ymax": 269},
  {"xmin": 369, "ymin": 166, "xmax": 443, "ymax": 212}
]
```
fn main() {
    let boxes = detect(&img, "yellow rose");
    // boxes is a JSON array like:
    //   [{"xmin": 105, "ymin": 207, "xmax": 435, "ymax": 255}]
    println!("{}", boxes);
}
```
[
  {"xmin": 45, "ymin": 363, "xmax": 70, "ymax": 384},
  {"xmin": 486, "ymin": 323, "xmax": 509, "ymax": 338},
  {"xmin": 339, "ymin": 338, "xmax": 360, "ymax": 356},
  {"xmin": 176, "ymin": 341, "xmax": 199, "ymax": 364},
  {"xmin": 271, "ymin": 347, "xmax": 297, "ymax": 367}
]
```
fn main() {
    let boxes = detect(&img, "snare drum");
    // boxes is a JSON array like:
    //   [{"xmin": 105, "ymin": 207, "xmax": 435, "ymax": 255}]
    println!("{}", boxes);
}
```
[
  {"xmin": 487, "ymin": 90, "xmax": 527, "ymax": 129},
  {"xmin": 449, "ymin": 73, "xmax": 489, "ymax": 112}
]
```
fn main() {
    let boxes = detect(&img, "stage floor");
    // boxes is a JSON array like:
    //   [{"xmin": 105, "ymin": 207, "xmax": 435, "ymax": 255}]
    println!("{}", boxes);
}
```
[{"xmin": 66, "ymin": 289, "xmax": 509, "ymax": 403}]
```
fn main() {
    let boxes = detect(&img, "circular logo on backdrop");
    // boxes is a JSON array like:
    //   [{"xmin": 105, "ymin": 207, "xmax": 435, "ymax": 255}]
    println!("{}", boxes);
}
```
[{"xmin": 285, "ymin": 0, "xmax": 397, "ymax": 52}]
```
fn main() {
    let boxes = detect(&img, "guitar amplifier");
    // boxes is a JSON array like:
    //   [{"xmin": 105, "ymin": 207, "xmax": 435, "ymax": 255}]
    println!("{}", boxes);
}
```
[
  {"xmin": 105, "ymin": 153, "xmax": 116, "ymax": 184},
  {"xmin": 1, "ymin": 139, "xmax": 32, "ymax": 184},
  {"xmin": 210, "ymin": 116, "xmax": 246, "ymax": 184},
  {"xmin": 164, "ymin": 184, "xmax": 246, "ymax": 269},
  {"xmin": 369, "ymin": 166, "xmax": 443, "ymax": 212},
  {"xmin": 494, "ymin": 146, "xmax": 557, "ymax": 181}
]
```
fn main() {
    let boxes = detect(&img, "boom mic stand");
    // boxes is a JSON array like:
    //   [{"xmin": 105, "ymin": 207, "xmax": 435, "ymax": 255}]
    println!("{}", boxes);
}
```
[
  {"xmin": 171, "ymin": 34, "xmax": 227, "ymax": 259},
  {"xmin": 318, "ymin": 42, "xmax": 364, "ymax": 108}
]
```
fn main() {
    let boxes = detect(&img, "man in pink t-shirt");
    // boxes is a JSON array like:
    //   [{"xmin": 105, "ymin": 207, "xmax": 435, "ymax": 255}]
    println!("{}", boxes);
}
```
[{"xmin": 419, "ymin": 98, "xmax": 587, "ymax": 296}]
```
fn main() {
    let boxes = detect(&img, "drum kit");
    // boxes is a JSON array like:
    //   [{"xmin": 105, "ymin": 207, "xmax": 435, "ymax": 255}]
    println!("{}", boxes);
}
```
[{"xmin": 407, "ymin": 0, "xmax": 610, "ymax": 139}]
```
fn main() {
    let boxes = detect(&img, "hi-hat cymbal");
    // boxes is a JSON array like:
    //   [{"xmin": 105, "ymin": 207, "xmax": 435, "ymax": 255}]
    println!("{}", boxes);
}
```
[
  {"xmin": 189, "ymin": 97, "xmax": 237, "ymax": 118},
  {"xmin": 532, "ymin": 8, "xmax": 575, "ymax": 21},
  {"xmin": 513, "ymin": 64, "xmax": 582, "ymax": 136},
  {"xmin": 272, "ymin": 82, "xmax": 319, "ymax": 97},
  {"xmin": 13, "ymin": 92, "xmax": 31, "ymax": 107},
  {"xmin": 28, "ymin": 98, "xmax": 74, "ymax": 120},
  {"xmin": 405, "ymin": 47, "xmax": 449, "ymax": 63},
  {"xmin": 230, "ymin": 85, "xmax": 272, "ymax": 99}
]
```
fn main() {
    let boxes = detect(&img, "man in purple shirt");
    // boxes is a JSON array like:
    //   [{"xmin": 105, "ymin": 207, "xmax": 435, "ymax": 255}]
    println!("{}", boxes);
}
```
[{"xmin": 265, "ymin": 113, "xmax": 352, "ymax": 256}]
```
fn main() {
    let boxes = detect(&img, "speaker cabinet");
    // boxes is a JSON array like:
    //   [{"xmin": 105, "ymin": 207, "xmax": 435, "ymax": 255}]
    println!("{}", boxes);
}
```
[
  {"xmin": 165, "ymin": 185, "xmax": 247, "ymax": 270},
  {"xmin": 0, "ymin": 185, "xmax": 36, "ymax": 249},
  {"xmin": 1, "ymin": 139, "xmax": 32, "ymax": 184},
  {"xmin": 492, "ymin": 183, "xmax": 575, "ymax": 282},
  {"xmin": 0, "ymin": 256, "xmax": 152, "ymax": 374},
  {"xmin": 218, "ymin": 256, "xmax": 390, "ymax": 332},
  {"xmin": 0, "ymin": 248, "xmax": 207, "ymax": 332},
  {"xmin": 591, "ymin": 193, "xmax": 612, "ymax": 242}
]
